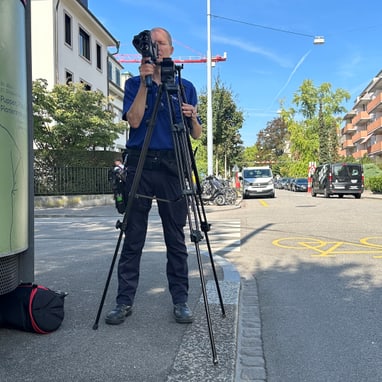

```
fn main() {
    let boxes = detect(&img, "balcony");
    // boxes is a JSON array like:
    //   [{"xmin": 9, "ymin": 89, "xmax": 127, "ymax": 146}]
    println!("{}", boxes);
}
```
[
  {"xmin": 353, "ymin": 94, "xmax": 372, "ymax": 109},
  {"xmin": 343, "ymin": 109, "xmax": 357, "ymax": 120},
  {"xmin": 368, "ymin": 141, "xmax": 382, "ymax": 155},
  {"xmin": 352, "ymin": 111, "xmax": 370, "ymax": 126},
  {"xmin": 353, "ymin": 149, "xmax": 368, "ymax": 159},
  {"xmin": 339, "ymin": 149, "xmax": 347, "ymax": 157},
  {"xmin": 343, "ymin": 123, "xmax": 356, "ymax": 135},
  {"xmin": 369, "ymin": 76, "xmax": 382, "ymax": 92},
  {"xmin": 352, "ymin": 130, "xmax": 367, "ymax": 144},
  {"xmin": 367, "ymin": 93, "xmax": 382, "ymax": 114},
  {"xmin": 342, "ymin": 140, "xmax": 354, "ymax": 148},
  {"xmin": 367, "ymin": 116, "xmax": 382, "ymax": 135}
]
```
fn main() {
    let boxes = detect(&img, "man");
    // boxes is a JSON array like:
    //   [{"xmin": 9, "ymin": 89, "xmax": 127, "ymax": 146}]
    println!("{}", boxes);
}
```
[{"xmin": 105, "ymin": 27, "xmax": 202, "ymax": 325}]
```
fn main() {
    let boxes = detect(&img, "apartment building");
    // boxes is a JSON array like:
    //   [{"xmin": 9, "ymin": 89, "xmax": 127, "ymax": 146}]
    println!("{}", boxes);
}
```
[
  {"xmin": 108, "ymin": 54, "xmax": 129, "ymax": 150},
  {"xmin": 340, "ymin": 70, "xmax": 382, "ymax": 163},
  {"xmin": 31, "ymin": 0, "xmax": 128, "ymax": 150}
]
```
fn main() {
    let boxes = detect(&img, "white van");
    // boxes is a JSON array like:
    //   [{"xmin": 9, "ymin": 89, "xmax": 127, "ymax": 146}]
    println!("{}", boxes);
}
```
[{"xmin": 240, "ymin": 166, "xmax": 275, "ymax": 198}]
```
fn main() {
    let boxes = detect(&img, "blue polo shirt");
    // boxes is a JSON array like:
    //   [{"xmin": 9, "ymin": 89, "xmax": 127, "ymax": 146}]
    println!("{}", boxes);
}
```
[{"xmin": 122, "ymin": 76, "xmax": 199, "ymax": 150}]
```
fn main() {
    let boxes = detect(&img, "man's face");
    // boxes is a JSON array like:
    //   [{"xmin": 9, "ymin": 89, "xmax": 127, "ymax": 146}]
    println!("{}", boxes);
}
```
[{"xmin": 151, "ymin": 29, "xmax": 174, "ymax": 62}]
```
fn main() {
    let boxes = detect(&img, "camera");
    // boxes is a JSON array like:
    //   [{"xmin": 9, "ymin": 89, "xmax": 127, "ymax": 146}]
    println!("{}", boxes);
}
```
[
  {"xmin": 132, "ymin": 30, "xmax": 158, "ymax": 63},
  {"xmin": 161, "ymin": 57, "xmax": 176, "ymax": 89}
]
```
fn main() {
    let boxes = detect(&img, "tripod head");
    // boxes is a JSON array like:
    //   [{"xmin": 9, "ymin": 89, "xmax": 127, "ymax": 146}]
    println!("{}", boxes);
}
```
[{"xmin": 161, "ymin": 58, "xmax": 183, "ymax": 94}]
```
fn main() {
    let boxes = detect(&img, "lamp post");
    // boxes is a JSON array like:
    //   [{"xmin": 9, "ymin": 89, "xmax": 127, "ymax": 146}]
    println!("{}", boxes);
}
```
[
  {"xmin": 207, "ymin": 0, "xmax": 213, "ymax": 175},
  {"xmin": 205, "ymin": 9, "xmax": 325, "ymax": 175}
]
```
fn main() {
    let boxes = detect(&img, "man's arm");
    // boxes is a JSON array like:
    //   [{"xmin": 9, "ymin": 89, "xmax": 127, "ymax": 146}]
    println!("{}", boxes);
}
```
[
  {"xmin": 125, "ymin": 82, "xmax": 147, "ymax": 128},
  {"xmin": 190, "ymin": 109, "xmax": 202, "ymax": 139}
]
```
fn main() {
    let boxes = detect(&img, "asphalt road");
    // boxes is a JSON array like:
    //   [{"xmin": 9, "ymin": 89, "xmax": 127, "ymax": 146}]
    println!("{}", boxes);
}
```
[{"xmin": 225, "ymin": 189, "xmax": 382, "ymax": 382}]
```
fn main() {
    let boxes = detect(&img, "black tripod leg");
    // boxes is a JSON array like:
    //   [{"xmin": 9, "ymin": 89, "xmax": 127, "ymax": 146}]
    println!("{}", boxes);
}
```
[
  {"xmin": 193, "ymin": 240, "xmax": 219, "ymax": 365},
  {"xmin": 92, "ymin": 229, "xmax": 124, "ymax": 330},
  {"xmin": 176, "ymin": 73, "xmax": 225, "ymax": 318},
  {"xmin": 200, "ymin": 227, "xmax": 226, "ymax": 317}
]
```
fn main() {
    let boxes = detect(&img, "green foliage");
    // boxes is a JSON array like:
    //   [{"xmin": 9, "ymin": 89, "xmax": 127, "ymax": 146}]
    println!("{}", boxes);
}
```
[
  {"xmin": 363, "ymin": 163, "xmax": 382, "ymax": 190},
  {"xmin": 291, "ymin": 80, "xmax": 350, "ymax": 164},
  {"xmin": 241, "ymin": 145, "xmax": 259, "ymax": 167},
  {"xmin": 198, "ymin": 76, "xmax": 244, "ymax": 176},
  {"xmin": 367, "ymin": 176, "xmax": 382, "ymax": 193},
  {"xmin": 276, "ymin": 80, "xmax": 350, "ymax": 176},
  {"xmin": 32, "ymin": 79, "xmax": 127, "ymax": 167}
]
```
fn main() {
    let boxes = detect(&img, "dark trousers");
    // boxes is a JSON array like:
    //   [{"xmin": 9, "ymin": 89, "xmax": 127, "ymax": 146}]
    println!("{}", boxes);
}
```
[{"xmin": 116, "ymin": 163, "xmax": 189, "ymax": 306}]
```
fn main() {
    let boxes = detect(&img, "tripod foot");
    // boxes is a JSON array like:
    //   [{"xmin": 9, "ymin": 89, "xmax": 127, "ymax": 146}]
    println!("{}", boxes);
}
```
[
  {"xmin": 92, "ymin": 323, "xmax": 99, "ymax": 330},
  {"xmin": 213, "ymin": 358, "xmax": 219, "ymax": 366}
]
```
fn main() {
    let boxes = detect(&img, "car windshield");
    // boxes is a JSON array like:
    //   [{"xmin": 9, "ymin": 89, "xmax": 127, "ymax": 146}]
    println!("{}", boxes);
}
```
[{"xmin": 244, "ymin": 169, "xmax": 271, "ymax": 178}]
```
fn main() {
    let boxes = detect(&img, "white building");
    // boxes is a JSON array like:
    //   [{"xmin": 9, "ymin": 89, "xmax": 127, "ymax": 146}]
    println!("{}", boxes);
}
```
[{"xmin": 31, "ymin": 0, "xmax": 128, "ymax": 151}]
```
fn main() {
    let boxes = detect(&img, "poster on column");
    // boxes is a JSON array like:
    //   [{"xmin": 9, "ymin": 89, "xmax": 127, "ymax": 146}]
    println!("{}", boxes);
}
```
[{"xmin": 0, "ymin": 0, "xmax": 28, "ymax": 256}]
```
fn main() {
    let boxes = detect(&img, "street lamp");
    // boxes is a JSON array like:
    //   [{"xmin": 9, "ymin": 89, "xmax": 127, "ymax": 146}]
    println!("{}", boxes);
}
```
[
  {"xmin": 207, "ymin": 0, "xmax": 213, "ymax": 175},
  {"xmin": 206, "ymin": 9, "xmax": 325, "ymax": 175}
]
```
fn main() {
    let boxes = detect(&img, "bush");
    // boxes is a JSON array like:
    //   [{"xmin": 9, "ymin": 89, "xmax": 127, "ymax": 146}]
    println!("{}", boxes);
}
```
[
  {"xmin": 368, "ymin": 176, "xmax": 382, "ymax": 193},
  {"xmin": 363, "ymin": 163, "xmax": 382, "ymax": 190}
]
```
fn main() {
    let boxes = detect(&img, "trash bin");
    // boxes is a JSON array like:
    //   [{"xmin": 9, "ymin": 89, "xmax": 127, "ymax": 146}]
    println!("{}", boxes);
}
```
[{"xmin": 0, "ymin": 0, "xmax": 34, "ymax": 295}]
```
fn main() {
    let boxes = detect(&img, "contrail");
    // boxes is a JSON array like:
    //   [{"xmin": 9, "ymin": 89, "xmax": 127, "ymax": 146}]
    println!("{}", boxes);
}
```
[{"xmin": 269, "ymin": 49, "xmax": 312, "ymax": 109}]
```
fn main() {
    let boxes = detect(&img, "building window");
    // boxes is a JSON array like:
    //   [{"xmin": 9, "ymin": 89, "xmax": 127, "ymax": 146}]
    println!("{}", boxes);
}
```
[
  {"xmin": 79, "ymin": 27, "xmax": 90, "ymax": 61},
  {"xmin": 107, "ymin": 61, "xmax": 112, "ymax": 81},
  {"xmin": 80, "ymin": 80, "xmax": 91, "ymax": 91},
  {"xmin": 96, "ymin": 43, "xmax": 102, "ymax": 70},
  {"xmin": 64, "ymin": 13, "xmax": 72, "ymax": 46},
  {"xmin": 115, "ymin": 67, "xmax": 121, "ymax": 87},
  {"xmin": 65, "ymin": 70, "xmax": 73, "ymax": 85}
]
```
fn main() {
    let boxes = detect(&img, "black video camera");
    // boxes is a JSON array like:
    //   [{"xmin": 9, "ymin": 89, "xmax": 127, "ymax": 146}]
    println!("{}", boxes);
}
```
[{"xmin": 132, "ymin": 30, "xmax": 158, "ymax": 64}]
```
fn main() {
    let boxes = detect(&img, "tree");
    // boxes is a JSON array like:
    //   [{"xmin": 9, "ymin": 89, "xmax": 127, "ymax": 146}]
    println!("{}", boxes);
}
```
[
  {"xmin": 256, "ymin": 117, "xmax": 288, "ymax": 162},
  {"xmin": 241, "ymin": 145, "xmax": 259, "ymax": 167},
  {"xmin": 292, "ymin": 80, "xmax": 350, "ymax": 164},
  {"xmin": 32, "ymin": 79, "xmax": 126, "ymax": 166},
  {"xmin": 278, "ymin": 80, "xmax": 350, "ymax": 176},
  {"xmin": 197, "ymin": 77, "xmax": 244, "ymax": 177}
]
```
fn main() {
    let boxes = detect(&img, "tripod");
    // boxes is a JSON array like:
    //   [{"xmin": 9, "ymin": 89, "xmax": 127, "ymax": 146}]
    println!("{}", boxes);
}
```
[{"xmin": 93, "ymin": 59, "xmax": 225, "ymax": 365}]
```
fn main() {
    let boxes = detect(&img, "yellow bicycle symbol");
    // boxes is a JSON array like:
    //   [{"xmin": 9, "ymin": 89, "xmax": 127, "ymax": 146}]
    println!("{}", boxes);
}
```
[{"xmin": 273, "ymin": 236, "xmax": 382, "ymax": 258}]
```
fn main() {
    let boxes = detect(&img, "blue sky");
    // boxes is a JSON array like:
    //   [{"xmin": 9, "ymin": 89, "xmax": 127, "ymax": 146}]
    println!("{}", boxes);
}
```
[{"xmin": 90, "ymin": 0, "xmax": 382, "ymax": 147}]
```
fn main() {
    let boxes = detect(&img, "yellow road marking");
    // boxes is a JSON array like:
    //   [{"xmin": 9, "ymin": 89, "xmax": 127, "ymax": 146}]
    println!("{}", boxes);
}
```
[{"xmin": 272, "ymin": 236, "xmax": 382, "ymax": 258}]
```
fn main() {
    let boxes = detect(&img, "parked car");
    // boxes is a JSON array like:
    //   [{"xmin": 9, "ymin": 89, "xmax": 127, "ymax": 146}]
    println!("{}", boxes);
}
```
[
  {"xmin": 284, "ymin": 178, "xmax": 294, "ymax": 191},
  {"xmin": 240, "ymin": 166, "xmax": 275, "ymax": 198},
  {"xmin": 311, "ymin": 163, "xmax": 364, "ymax": 198},
  {"xmin": 275, "ymin": 177, "xmax": 288, "ymax": 189},
  {"xmin": 292, "ymin": 177, "xmax": 308, "ymax": 192}
]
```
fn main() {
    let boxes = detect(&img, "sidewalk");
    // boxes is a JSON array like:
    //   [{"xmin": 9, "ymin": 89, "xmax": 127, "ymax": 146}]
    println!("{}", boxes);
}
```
[{"xmin": 0, "ymin": 202, "xmax": 246, "ymax": 382}]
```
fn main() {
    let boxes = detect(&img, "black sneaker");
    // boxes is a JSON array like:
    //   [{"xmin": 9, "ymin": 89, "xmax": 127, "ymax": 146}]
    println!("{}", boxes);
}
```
[
  {"xmin": 105, "ymin": 304, "xmax": 132, "ymax": 325},
  {"xmin": 173, "ymin": 303, "xmax": 193, "ymax": 324}
]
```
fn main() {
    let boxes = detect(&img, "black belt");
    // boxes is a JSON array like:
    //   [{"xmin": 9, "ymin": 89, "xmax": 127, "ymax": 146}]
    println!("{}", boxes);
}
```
[{"xmin": 126, "ymin": 148, "xmax": 175, "ymax": 160}]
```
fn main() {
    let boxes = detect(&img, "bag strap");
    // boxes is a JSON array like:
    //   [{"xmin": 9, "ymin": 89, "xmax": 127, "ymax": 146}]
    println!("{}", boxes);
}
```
[{"xmin": 29, "ymin": 285, "xmax": 49, "ymax": 334}]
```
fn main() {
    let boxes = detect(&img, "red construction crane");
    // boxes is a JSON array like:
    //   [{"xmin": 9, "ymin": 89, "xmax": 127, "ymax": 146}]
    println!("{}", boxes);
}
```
[{"xmin": 115, "ymin": 52, "xmax": 227, "ymax": 64}]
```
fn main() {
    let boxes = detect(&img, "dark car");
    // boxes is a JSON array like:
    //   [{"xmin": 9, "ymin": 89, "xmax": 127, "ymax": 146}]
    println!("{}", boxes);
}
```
[
  {"xmin": 292, "ymin": 177, "xmax": 308, "ymax": 192},
  {"xmin": 311, "ymin": 163, "xmax": 364, "ymax": 198},
  {"xmin": 284, "ymin": 178, "xmax": 294, "ymax": 191}
]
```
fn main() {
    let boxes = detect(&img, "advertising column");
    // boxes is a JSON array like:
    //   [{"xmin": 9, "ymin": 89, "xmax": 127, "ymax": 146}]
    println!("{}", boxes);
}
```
[{"xmin": 0, "ymin": 0, "xmax": 31, "ymax": 293}]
